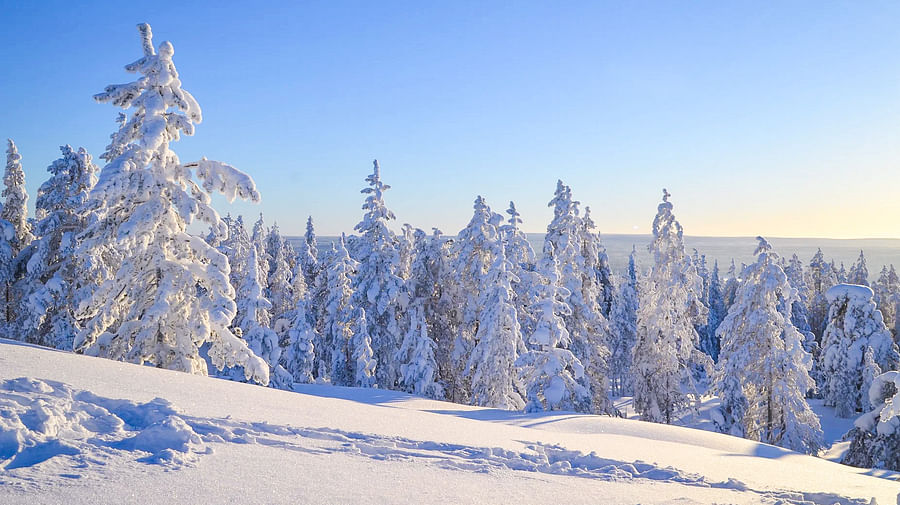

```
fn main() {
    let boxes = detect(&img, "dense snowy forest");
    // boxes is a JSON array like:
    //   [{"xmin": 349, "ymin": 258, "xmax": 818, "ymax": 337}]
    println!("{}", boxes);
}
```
[{"xmin": 4, "ymin": 24, "xmax": 900, "ymax": 475}]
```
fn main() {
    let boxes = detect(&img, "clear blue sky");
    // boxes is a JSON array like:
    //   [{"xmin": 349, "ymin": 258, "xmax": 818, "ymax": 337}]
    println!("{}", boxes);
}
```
[{"xmin": 2, "ymin": 1, "xmax": 899, "ymax": 238}]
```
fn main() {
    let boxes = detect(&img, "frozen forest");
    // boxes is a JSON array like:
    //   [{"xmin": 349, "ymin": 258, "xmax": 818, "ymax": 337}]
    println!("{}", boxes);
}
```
[{"xmin": 4, "ymin": 23, "xmax": 900, "ymax": 483}]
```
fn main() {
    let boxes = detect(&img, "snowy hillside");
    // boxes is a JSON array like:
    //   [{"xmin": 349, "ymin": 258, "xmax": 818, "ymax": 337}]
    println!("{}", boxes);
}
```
[{"xmin": 1, "ymin": 339, "xmax": 897, "ymax": 505}]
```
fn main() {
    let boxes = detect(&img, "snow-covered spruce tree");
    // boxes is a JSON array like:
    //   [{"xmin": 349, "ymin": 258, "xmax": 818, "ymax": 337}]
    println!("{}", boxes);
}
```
[
  {"xmin": 692, "ymin": 250, "xmax": 711, "ymax": 359},
  {"xmin": 820, "ymin": 284, "xmax": 899, "ymax": 418},
  {"xmin": 352, "ymin": 307, "xmax": 377, "ymax": 388},
  {"xmin": 722, "ymin": 259, "xmax": 741, "ymax": 311},
  {"xmin": 517, "ymin": 245, "xmax": 592, "ymax": 412},
  {"xmin": 17, "ymin": 145, "xmax": 98, "ymax": 348},
  {"xmin": 692, "ymin": 249, "xmax": 709, "ymax": 297},
  {"xmin": 693, "ymin": 250, "xmax": 709, "ymax": 296},
  {"xmin": 395, "ymin": 228, "xmax": 444, "ymax": 399},
  {"xmin": 396, "ymin": 223, "xmax": 416, "ymax": 281},
  {"xmin": 703, "ymin": 259, "xmax": 727, "ymax": 362},
  {"xmin": 632, "ymin": 189, "xmax": 710, "ymax": 424},
  {"xmin": 265, "ymin": 224, "xmax": 294, "ymax": 326},
  {"xmin": 286, "ymin": 248, "xmax": 307, "ymax": 323},
  {"xmin": 234, "ymin": 247, "xmax": 291, "ymax": 387},
  {"xmin": 442, "ymin": 196, "xmax": 502, "ymax": 403},
  {"xmin": 284, "ymin": 240, "xmax": 297, "ymax": 274},
  {"xmin": 233, "ymin": 246, "xmax": 271, "ymax": 338},
  {"xmin": 264, "ymin": 222, "xmax": 283, "ymax": 275},
  {"xmin": 3, "ymin": 139, "xmax": 34, "ymax": 256},
  {"xmin": 2, "ymin": 140, "xmax": 32, "ymax": 326},
  {"xmin": 782, "ymin": 254, "xmax": 819, "ymax": 394},
  {"xmin": 784, "ymin": 254, "xmax": 816, "ymax": 349},
  {"xmin": 608, "ymin": 247, "xmax": 639, "ymax": 395},
  {"xmin": 545, "ymin": 180, "xmax": 613, "ymax": 415},
  {"xmin": 250, "ymin": 213, "xmax": 270, "ymax": 284},
  {"xmin": 320, "ymin": 235, "xmax": 357, "ymax": 386},
  {"xmin": 397, "ymin": 302, "xmax": 443, "ymax": 399},
  {"xmin": 72, "ymin": 24, "xmax": 268, "ymax": 383},
  {"xmin": 836, "ymin": 262, "xmax": 848, "ymax": 284},
  {"xmin": 203, "ymin": 217, "xmax": 224, "ymax": 249},
  {"xmin": 466, "ymin": 247, "xmax": 525, "ymax": 410},
  {"xmin": 220, "ymin": 215, "xmax": 248, "ymax": 276},
  {"xmin": 501, "ymin": 202, "xmax": 534, "ymax": 267},
  {"xmin": 0, "ymin": 219, "xmax": 16, "ymax": 306},
  {"xmin": 848, "ymin": 250, "xmax": 869, "ymax": 287},
  {"xmin": 423, "ymin": 228, "xmax": 458, "ymax": 395},
  {"xmin": 299, "ymin": 216, "xmax": 319, "ymax": 290},
  {"xmin": 872, "ymin": 265, "xmax": 899, "ymax": 335},
  {"xmin": 806, "ymin": 248, "xmax": 838, "ymax": 340},
  {"xmin": 842, "ymin": 371, "xmax": 900, "ymax": 471},
  {"xmin": 582, "ymin": 206, "xmax": 615, "ymax": 319},
  {"xmin": 500, "ymin": 201, "xmax": 539, "ymax": 340},
  {"xmin": 712, "ymin": 237, "xmax": 823, "ymax": 454},
  {"xmin": 217, "ymin": 215, "xmax": 254, "ymax": 325},
  {"xmin": 861, "ymin": 346, "xmax": 881, "ymax": 413},
  {"xmin": 282, "ymin": 263, "xmax": 317, "ymax": 384},
  {"xmin": 309, "ymin": 244, "xmax": 332, "ymax": 380},
  {"xmin": 351, "ymin": 160, "xmax": 405, "ymax": 389},
  {"xmin": 0, "ymin": 219, "xmax": 15, "ymax": 330}
]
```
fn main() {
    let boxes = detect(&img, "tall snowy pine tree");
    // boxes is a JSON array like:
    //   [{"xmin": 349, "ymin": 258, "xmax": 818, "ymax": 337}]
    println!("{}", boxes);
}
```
[
  {"xmin": 820, "ymin": 284, "xmax": 899, "ymax": 418},
  {"xmin": 609, "ymin": 247, "xmax": 639, "ymax": 395},
  {"xmin": 722, "ymin": 259, "xmax": 741, "ymax": 311},
  {"xmin": 73, "ymin": 24, "xmax": 268, "ymax": 383},
  {"xmin": 443, "ymin": 196, "xmax": 503, "ymax": 403},
  {"xmin": 299, "ymin": 216, "xmax": 319, "ymax": 290},
  {"xmin": 807, "ymin": 248, "xmax": 838, "ymax": 341},
  {"xmin": 17, "ymin": 145, "xmax": 98, "ymax": 349},
  {"xmin": 632, "ymin": 189, "xmax": 710, "ymax": 424},
  {"xmin": 2, "ymin": 139, "xmax": 33, "ymax": 327},
  {"xmin": 713, "ymin": 237, "xmax": 823, "ymax": 454},
  {"xmin": 466, "ymin": 247, "xmax": 525, "ymax": 410},
  {"xmin": 234, "ymin": 247, "xmax": 292, "ymax": 387},
  {"xmin": 3, "ymin": 139, "xmax": 34, "ymax": 257},
  {"xmin": 872, "ymin": 265, "xmax": 899, "ymax": 336},
  {"xmin": 282, "ymin": 259, "xmax": 317, "ymax": 384},
  {"xmin": 351, "ymin": 160, "xmax": 405, "ymax": 389},
  {"xmin": 517, "ymin": 243, "xmax": 592, "ymax": 412},
  {"xmin": 544, "ymin": 181, "xmax": 613, "ymax": 415},
  {"xmin": 396, "ymin": 228, "xmax": 444, "ymax": 399},
  {"xmin": 847, "ymin": 251, "xmax": 869, "ymax": 286},
  {"xmin": 265, "ymin": 223, "xmax": 294, "ymax": 328},
  {"xmin": 783, "ymin": 254, "xmax": 817, "ymax": 350},
  {"xmin": 843, "ymin": 371, "xmax": 900, "ymax": 471},
  {"xmin": 352, "ymin": 307, "xmax": 377, "ymax": 388},
  {"xmin": 320, "ymin": 236, "xmax": 357, "ymax": 386},
  {"xmin": 500, "ymin": 201, "xmax": 539, "ymax": 340},
  {"xmin": 703, "ymin": 259, "xmax": 726, "ymax": 362}
]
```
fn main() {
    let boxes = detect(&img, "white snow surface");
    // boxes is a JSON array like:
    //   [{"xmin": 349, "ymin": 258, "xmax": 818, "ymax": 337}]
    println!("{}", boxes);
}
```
[
  {"xmin": 826, "ymin": 284, "xmax": 876, "ymax": 303},
  {"xmin": 0, "ymin": 339, "xmax": 897, "ymax": 505}
]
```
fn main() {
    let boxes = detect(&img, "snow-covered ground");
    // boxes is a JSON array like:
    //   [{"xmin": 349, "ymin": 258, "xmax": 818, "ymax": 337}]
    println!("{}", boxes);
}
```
[
  {"xmin": 1, "ymin": 339, "xmax": 897, "ymax": 505},
  {"xmin": 613, "ymin": 390, "xmax": 859, "ymax": 463}
]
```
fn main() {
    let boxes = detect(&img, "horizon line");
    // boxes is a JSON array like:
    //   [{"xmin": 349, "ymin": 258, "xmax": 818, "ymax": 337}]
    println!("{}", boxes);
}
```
[{"xmin": 280, "ymin": 232, "xmax": 900, "ymax": 242}]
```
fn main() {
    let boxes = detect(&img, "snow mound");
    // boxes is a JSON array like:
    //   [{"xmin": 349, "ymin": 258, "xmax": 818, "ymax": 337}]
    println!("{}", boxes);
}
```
[
  {"xmin": 0, "ymin": 377, "xmax": 207, "ymax": 471},
  {"xmin": 113, "ymin": 416, "xmax": 205, "ymax": 465},
  {"xmin": 826, "ymin": 284, "xmax": 875, "ymax": 303}
]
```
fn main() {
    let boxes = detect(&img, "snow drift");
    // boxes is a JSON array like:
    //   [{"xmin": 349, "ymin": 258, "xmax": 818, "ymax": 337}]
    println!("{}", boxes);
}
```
[{"xmin": 0, "ymin": 339, "xmax": 897, "ymax": 505}]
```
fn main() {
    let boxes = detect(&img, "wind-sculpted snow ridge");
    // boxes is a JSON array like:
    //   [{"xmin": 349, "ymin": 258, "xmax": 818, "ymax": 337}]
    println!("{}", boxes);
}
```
[
  {"xmin": 0, "ymin": 377, "xmax": 875, "ymax": 505},
  {"xmin": 0, "ymin": 377, "xmax": 208, "ymax": 473}
]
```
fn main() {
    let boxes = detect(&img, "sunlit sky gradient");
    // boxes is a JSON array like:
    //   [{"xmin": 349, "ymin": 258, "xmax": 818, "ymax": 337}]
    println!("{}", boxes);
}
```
[{"xmin": 2, "ymin": 1, "xmax": 899, "ymax": 238}]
